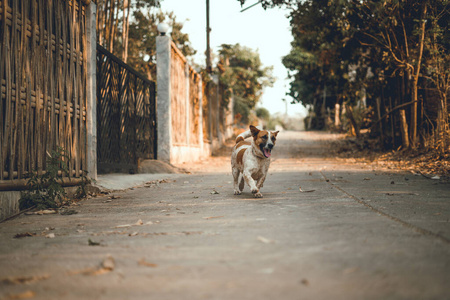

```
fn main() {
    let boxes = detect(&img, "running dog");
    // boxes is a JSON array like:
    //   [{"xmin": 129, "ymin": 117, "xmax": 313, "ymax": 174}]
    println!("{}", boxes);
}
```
[{"xmin": 231, "ymin": 125, "xmax": 279, "ymax": 198}]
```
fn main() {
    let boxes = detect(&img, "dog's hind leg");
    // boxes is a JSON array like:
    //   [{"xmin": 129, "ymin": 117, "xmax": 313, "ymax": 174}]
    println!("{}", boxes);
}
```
[
  {"xmin": 233, "ymin": 168, "xmax": 242, "ymax": 195},
  {"xmin": 238, "ymin": 173, "xmax": 245, "ymax": 192}
]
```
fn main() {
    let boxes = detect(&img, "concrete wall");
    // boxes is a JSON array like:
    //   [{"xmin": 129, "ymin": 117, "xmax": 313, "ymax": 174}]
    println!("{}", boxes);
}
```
[{"xmin": 156, "ymin": 34, "xmax": 212, "ymax": 165}]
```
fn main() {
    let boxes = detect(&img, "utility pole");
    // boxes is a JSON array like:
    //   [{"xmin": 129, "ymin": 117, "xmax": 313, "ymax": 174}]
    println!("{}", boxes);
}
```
[
  {"xmin": 206, "ymin": 0, "xmax": 213, "ymax": 142},
  {"xmin": 206, "ymin": 0, "xmax": 212, "ymax": 73}
]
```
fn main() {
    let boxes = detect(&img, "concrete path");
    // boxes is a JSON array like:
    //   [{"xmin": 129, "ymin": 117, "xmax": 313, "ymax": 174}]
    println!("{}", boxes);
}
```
[{"xmin": 0, "ymin": 131, "xmax": 449, "ymax": 300}]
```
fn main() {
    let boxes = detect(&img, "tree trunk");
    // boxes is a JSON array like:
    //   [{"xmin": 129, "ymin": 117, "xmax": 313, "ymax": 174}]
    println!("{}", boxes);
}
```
[
  {"xmin": 410, "ymin": 3, "xmax": 427, "ymax": 147},
  {"xmin": 376, "ymin": 97, "xmax": 384, "ymax": 146},
  {"xmin": 122, "ymin": 0, "xmax": 130, "ymax": 63},
  {"xmin": 334, "ymin": 103, "xmax": 341, "ymax": 128},
  {"xmin": 399, "ymin": 109, "xmax": 409, "ymax": 149},
  {"xmin": 345, "ymin": 104, "xmax": 360, "ymax": 138},
  {"xmin": 108, "ymin": 0, "xmax": 116, "ymax": 52}
]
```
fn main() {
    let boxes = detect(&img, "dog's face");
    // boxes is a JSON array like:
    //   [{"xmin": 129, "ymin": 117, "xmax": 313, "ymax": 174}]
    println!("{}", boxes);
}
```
[{"xmin": 250, "ymin": 125, "xmax": 279, "ymax": 158}]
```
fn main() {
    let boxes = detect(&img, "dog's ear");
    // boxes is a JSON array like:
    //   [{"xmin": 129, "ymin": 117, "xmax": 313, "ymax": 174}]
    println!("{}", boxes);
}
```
[
  {"xmin": 249, "ymin": 125, "xmax": 259, "ymax": 137},
  {"xmin": 272, "ymin": 131, "xmax": 279, "ymax": 137}
]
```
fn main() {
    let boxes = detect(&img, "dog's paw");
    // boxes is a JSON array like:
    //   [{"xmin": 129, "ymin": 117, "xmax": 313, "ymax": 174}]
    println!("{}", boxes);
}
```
[
  {"xmin": 234, "ymin": 190, "xmax": 242, "ymax": 195},
  {"xmin": 251, "ymin": 188, "xmax": 263, "ymax": 198}
]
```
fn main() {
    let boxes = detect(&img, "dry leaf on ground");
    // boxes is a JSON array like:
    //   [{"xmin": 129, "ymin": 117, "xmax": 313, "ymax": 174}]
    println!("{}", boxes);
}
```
[
  {"xmin": 299, "ymin": 187, "xmax": 316, "ymax": 193},
  {"xmin": 4, "ymin": 290, "xmax": 36, "ymax": 299},
  {"xmin": 1, "ymin": 275, "xmax": 49, "ymax": 285},
  {"xmin": 13, "ymin": 232, "xmax": 36, "ymax": 239},
  {"xmin": 69, "ymin": 256, "xmax": 115, "ymax": 276},
  {"xmin": 257, "ymin": 236, "xmax": 274, "ymax": 244},
  {"xmin": 138, "ymin": 259, "xmax": 158, "ymax": 268},
  {"xmin": 88, "ymin": 239, "xmax": 101, "ymax": 246},
  {"xmin": 203, "ymin": 216, "xmax": 224, "ymax": 220}
]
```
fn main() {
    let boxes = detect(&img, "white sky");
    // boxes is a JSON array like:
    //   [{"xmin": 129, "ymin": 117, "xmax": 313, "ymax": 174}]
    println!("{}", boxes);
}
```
[{"xmin": 159, "ymin": 0, "xmax": 307, "ymax": 117}]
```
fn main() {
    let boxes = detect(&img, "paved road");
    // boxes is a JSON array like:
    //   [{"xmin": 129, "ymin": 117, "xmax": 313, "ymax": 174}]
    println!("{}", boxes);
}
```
[{"xmin": 1, "ymin": 131, "xmax": 449, "ymax": 300}]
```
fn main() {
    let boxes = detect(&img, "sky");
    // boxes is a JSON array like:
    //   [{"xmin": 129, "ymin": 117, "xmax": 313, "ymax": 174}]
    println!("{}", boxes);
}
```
[{"xmin": 159, "ymin": 0, "xmax": 307, "ymax": 117}]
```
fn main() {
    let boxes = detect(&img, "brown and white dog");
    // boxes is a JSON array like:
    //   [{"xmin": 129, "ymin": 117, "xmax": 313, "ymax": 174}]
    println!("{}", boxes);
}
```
[{"xmin": 231, "ymin": 125, "xmax": 279, "ymax": 198}]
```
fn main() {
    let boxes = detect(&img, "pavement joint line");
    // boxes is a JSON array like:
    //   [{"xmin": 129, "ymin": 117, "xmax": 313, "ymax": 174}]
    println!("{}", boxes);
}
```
[{"xmin": 319, "ymin": 170, "xmax": 450, "ymax": 245}]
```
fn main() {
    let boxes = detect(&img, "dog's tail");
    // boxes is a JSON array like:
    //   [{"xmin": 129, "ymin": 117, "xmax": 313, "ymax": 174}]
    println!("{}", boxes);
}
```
[
  {"xmin": 235, "ymin": 125, "xmax": 262, "ymax": 144},
  {"xmin": 235, "ymin": 130, "xmax": 252, "ymax": 144}
]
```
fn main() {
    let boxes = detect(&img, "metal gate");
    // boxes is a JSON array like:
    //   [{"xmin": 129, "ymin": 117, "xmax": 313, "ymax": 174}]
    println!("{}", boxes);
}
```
[{"xmin": 96, "ymin": 44, "xmax": 156, "ymax": 174}]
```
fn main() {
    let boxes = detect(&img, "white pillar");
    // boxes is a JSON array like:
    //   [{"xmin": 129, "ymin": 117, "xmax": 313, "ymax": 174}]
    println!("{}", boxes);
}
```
[
  {"xmin": 86, "ymin": 1, "xmax": 97, "ymax": 180},
  {"xmin": 156, "ymin": 35, "xmax": 172, "ymax": 163}
]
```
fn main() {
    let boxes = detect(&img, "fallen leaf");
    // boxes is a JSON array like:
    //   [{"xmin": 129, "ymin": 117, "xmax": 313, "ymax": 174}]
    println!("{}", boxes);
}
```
[
  {"xmin": 73, "ymin": 256, "xmax": 115, "ymax": 276},
  {"xmin": 101, "ymin": 256, "xmax": 115, "ymax": 271},
  {"xmin": 203, "ymin": 216, "xmax": 224, "ymax": 220},
  {"xmin": 45, "ymin": 233, "xmax": 55, "ymax": 239},
  {"xmin": 384, "ymin": 192, "xmax": 418, "ymax": 196},
  {"xmin": 13, "ymin": 232, "xmax": 36, "ymax": 239},
  {"xmin": 4, "ymin": 290, "xmax": 36, "ymax": 299},
  {"xmin": 88, "ymin": 239, "xmax": 101, "ymax": 246},
  {"xmin": 257, "ymin": 236, "xmax": 273, "ymax": 244},
  {"xmin": 135, "ymin": 219, "xmax": 143, "ymax": 226},
  {"xmin": 138, "ymin": 259, "xmax": 158, "ymax": 268},
  {"xmin": 210, "ymin": 190, "xmax": 219, "ymax": 194},
  {"xmin": 60, "ymin": 209, "xmax": 78, "ymax": 215},
  {"xmin": 1, "ymin": 275, "xmax": 50, "ymax": 285},
  {"xmin": 114, "ymin": 224, "xmax": 132, "ymax": 228},
  {"xmin": 129, "ymin": 232, "xmax": 138, "ymax": 236},
  {"xmin": 299, "ymin": 187, "xmax": 315, "ymax": 193}
]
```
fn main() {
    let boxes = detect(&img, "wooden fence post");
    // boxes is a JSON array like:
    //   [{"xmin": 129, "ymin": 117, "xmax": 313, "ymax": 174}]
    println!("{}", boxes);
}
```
[
  {"xmin": 156, "ymin": 34, "xmax": 172, "ymax": 163},
  {"xmin": 86, "ymin": 1, "xmax": 97, "ymax": 180}
]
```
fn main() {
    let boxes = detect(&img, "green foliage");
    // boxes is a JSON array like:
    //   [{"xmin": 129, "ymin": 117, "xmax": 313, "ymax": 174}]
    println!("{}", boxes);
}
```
[
  {"xmin": 256, "ymin": 107, "xmax": 271, "ymax": 122},
  {"xmin": 233, "ymin": 96, "xmax": 251, "ymax": 125},
  {"xmin": 218, "ymin": 43, "xmax": 275, "ymax": 124},
  {"xmin": 19, "ymin": 147, "xmax": 69, "ymax": 210},
  {"xmin": 245, "ymin": 0, "xmax": 449, "ymax": 150},
  {"xmin": 124, "ymin": 10, "xmax": 196, "ymax": 79}
]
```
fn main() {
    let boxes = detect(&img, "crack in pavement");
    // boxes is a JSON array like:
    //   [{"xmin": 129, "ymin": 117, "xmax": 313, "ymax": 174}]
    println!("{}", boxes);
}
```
[{"xmin": 319, "ymin": 170, "xmax": 450, "ymax": 244}]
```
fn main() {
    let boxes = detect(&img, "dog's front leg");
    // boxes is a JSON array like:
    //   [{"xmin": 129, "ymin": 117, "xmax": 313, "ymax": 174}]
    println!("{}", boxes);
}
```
[
  {"xmin": 256, "ymin": 174, "xmax": 267, "ymax": 190},
  {"xmin": 243, "ymin": 171, "xmax": 263, "ymax": 198},
  {"xmin": 232, "ymin": 168, "xmax": 242, "ymax": 195}
]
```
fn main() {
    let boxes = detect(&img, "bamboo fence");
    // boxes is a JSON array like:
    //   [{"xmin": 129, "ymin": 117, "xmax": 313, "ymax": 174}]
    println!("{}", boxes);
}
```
[
  {"xmin": 0, "ymin": 0, "xmax": 88, "ymax": 186},
  {"xmin": 170, "ymin": 42, "xmax": 204, "ymax": 147}
]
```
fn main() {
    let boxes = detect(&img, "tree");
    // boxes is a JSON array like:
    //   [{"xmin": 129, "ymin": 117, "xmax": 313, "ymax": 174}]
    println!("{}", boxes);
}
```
[
  {"xmin": 127, "ymin": 10, "xmax": 196, "ymax": 79},
  {"xmin": 218, "ymin": 44, "xmax": 275, "ymax": 124},
  {"xmin": 96, "ymin": 0, "xmax": 160, "ymax": 57},
  {"xmin": 238, "ymin": 0, "xmax": 449, "ymax": 152},
  {"xmin": 96, "ymin": 0, "xmax": 196, "ymax": 79}
]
